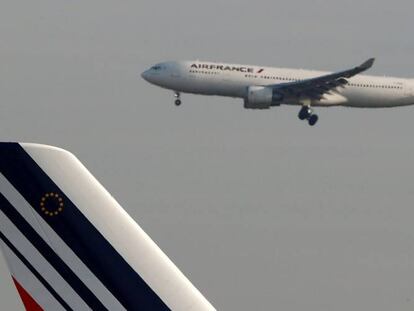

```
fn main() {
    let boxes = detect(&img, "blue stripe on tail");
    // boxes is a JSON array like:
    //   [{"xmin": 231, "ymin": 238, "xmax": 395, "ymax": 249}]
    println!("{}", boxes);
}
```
[
  {"xmin": 0, "ymin": 193, "xmax": 107, "ymax": 310},
  {"xmin": 0, "ymin": 231, "xmax": 73, "ymax": 311}
]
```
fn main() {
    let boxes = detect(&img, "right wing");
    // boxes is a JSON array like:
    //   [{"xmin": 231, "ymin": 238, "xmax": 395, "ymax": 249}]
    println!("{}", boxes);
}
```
[{"xmin": 269, "ymin": 58, "xmax": 375, "ymax": 100}]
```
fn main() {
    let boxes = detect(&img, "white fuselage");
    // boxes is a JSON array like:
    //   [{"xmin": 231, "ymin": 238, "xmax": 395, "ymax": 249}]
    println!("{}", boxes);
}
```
[{"xmin": 142, "ymin": 61, "xmax": 414, "ymax": 108}]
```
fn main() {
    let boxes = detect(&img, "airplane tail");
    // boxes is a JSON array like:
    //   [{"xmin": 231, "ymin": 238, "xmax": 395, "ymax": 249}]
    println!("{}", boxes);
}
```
[{"xmin": 0, "ymin": 142, "xmax": 215, "ymax": 311}]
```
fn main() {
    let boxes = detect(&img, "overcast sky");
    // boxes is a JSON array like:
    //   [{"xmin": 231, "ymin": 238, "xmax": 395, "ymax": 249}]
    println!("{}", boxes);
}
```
[{"xmin": 1, "ymin": 0, "xmax": 414, "ymax": 310}]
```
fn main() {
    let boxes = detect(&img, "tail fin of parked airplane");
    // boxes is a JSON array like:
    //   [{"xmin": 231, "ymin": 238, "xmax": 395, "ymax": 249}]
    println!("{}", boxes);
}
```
[{"xmin": 0, "ymin": 142, "xmax": 215, "ymax": 311}]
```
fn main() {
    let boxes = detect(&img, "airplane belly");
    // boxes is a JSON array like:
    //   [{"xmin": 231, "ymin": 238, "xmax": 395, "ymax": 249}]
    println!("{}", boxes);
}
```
[
  {"xmin": 344, "ymin": 89, "xmax": 413, "ymax": 108},
  {"xmin": 179, "ymin": 76, "xmax": 245, "ymax": 98}
]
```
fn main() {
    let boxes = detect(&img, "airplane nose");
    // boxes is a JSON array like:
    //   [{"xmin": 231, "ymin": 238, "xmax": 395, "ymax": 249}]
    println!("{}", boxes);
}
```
[{"xmin": 141, "ymin": 70, "xmax": 149, "ymax": 80}]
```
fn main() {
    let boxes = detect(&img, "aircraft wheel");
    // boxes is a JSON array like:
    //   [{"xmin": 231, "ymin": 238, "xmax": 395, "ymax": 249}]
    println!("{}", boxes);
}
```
[
  {"xmin": 175, "ymin": 99, "xmax": 182, "ymax": 106},
  {"xmin": 298, "ymin": 106, "xmax": 311, "ymax": 120},
  {"xmin": 308, "ymin": 114, "xmax": 318, "ymax": 126},
  {"xmin": 298, "ymin": 109, "xmax": 308, "ymax": 120}
]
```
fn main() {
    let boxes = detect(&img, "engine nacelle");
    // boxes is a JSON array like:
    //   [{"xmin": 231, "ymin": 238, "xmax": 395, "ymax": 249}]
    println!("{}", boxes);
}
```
[{"xmin": 244, "ymin": 86, "xmax": 283, "ymax": 109}]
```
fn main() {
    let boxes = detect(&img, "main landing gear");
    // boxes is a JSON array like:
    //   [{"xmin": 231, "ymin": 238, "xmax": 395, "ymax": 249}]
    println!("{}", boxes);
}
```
[
  {"xmin": 298, "ymin": 106, "xmax": 318, "ymax": 126},
  {"xmin": 174, "ymin": 92, "xmax": 182, "ymax": 106}
]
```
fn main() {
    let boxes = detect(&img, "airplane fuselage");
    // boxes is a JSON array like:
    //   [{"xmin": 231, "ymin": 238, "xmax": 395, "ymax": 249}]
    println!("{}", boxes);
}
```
[{"xmin": 142, "ymin": 60, "xmax": 414, "ymax": 108}]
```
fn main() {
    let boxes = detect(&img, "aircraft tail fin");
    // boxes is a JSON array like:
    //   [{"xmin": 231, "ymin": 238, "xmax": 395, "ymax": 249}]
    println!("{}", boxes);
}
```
[{"xmin": 0, "ymin": 142, "xmax": 215, "ymax": 311}]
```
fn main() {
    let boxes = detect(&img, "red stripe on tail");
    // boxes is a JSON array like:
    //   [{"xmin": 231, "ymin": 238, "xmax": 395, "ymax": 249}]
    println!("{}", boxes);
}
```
[{"xmin": 12, "ymin": 277, "xmax": 44, "ymax": 311}]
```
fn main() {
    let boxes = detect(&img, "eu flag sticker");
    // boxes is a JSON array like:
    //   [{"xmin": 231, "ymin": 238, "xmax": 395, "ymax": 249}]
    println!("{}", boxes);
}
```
[{"xmin": 40, "ymin": 192, "xmax": 64, "ymax": 217}]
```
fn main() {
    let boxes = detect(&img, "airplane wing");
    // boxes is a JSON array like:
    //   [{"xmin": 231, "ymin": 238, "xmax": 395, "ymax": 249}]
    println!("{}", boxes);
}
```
[{"xmin": 270, "ymin": 58, "xmax": 375, "ymax": 100}]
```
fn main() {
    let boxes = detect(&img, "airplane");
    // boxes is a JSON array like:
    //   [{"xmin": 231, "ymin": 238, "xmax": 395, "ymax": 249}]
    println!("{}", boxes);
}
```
[
  {"xmin": 141, "ymin": 58, "xmax": 414, "ymax": 126},
  {"xmin": 0, "ymin": 142, "xmax": 216, "ymax": 311}
]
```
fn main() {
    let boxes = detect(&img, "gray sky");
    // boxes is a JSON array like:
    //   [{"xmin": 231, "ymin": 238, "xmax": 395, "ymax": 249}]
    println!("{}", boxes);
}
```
[{"xmin": 1, "ymin": 0, "xmax": 414, "ymax": 310}]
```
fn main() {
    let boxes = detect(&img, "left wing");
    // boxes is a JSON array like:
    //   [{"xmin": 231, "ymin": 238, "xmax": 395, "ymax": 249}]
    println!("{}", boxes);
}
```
[{"xmin": 269, "ymin": 58, "xmax": 375, "ymax": 100}]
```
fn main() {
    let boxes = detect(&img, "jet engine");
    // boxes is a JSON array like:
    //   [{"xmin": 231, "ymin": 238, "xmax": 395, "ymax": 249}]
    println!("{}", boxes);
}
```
[{"xmin": 244, "ymin": 86, "xmax": 283, "ymax": 109}]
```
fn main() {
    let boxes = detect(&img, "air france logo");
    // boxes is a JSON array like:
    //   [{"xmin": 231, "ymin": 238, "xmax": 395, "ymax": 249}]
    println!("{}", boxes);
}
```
[
  {"xmin": 40, "ymin": 192, "xmax": 65, "ymax": 217},
  {"xmin": 191, "ymin": 63, "xmax": 264, "ymax": 74},
  {"xmin": 190, "ymin": 64, "xmax": 265, "ymax": 75}
]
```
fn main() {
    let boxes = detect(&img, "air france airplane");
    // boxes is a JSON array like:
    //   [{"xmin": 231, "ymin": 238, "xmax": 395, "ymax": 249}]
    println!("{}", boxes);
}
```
[
  {"xmin": 141, "ymin": 58, "xmax": 414, "ymax": 126},
  {"xmin": 0, "ymin": 143, "xmax": 215, "ymax": 311}
]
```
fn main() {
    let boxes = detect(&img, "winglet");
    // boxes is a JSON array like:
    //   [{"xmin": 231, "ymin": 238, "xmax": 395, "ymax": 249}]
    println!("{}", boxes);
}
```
[{"xmin": 359, "ymin": 58, "xmax": 375, "ymax": 70}]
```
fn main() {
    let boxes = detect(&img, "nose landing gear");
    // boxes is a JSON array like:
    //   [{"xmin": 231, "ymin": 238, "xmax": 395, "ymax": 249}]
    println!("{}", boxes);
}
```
[
  {"xmin": 298, "ymin": 106, "xmax": 318, "ymax": 126},
  {"xmin": 174, "ymin": 92, "xmax": 181, "ymax": 106}
]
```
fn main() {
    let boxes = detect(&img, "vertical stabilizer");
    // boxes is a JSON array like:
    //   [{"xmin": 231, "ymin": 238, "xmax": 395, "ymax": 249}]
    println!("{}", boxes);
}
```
[{"xmin": 0, "ymin": 143, "xmax": 215, "ymax": 311}]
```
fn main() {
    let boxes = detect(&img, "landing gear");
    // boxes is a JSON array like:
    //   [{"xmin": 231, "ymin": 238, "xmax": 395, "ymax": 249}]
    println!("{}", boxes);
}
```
[
  {"xmin": 298, "ymin": 106, "xmax": 311, "ymax": 120},
  {"xmin": 298, "ymin": 105, "xmax": 318, "ymax": 126},
  {"xmin": 174, "ymin": 92, "xmax": 181, "ymax": 106},
  {"xmin": 308, "ymin": 114, "xmax": 318, "ymax": 126}
]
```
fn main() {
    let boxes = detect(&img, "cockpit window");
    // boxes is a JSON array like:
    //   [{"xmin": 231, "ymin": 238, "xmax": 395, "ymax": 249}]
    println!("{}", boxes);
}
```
[{"xmin": 151, "ymin": 65, "xmax": 162, "ymax": 70}]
